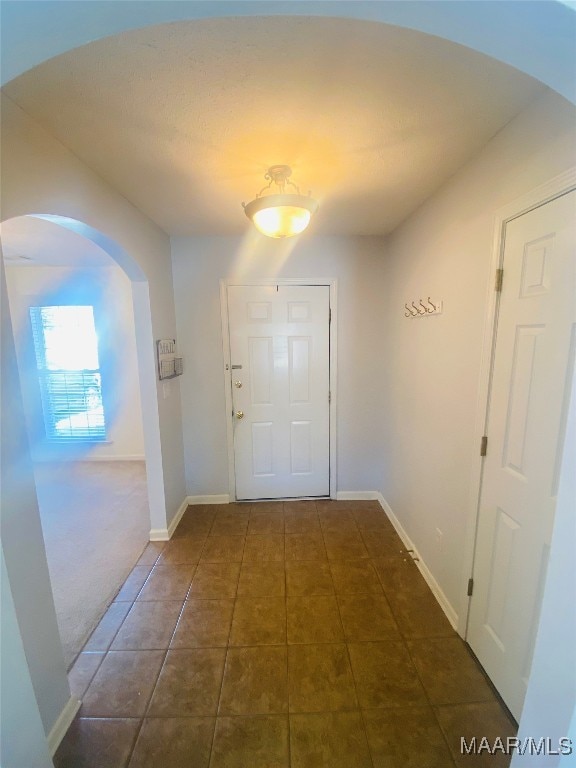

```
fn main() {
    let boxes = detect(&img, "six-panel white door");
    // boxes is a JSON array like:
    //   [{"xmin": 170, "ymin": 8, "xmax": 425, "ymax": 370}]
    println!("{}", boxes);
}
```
[
  {"xmin": 227, "ymin": 285, "xmax": 330, "ymax": 500},
  {"xmin": 468, "ymin": 190, "xmax": 576, "ymax": 720}
]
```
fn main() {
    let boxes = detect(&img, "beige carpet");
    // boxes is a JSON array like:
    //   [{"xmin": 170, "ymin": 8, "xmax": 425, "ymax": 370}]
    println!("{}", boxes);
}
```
[{"xmin": 33, "ymin": 461, "xmax": 150, "ymax": 667}]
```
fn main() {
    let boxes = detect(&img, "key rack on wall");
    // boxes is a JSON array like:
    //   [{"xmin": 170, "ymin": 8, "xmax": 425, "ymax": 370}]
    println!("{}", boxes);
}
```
[
  {"xmin": 157, "ymin": 339, "xmax": 183, "ymax": 380},
  {"xmin": 404, "ymin": 297, "xmax": 443, "ymax": 317}
]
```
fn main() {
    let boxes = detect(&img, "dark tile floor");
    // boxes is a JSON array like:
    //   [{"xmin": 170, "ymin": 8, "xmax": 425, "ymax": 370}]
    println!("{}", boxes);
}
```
[{"xmin": 56, "ymin": 501, "xmax": 516, "ymax": 768}]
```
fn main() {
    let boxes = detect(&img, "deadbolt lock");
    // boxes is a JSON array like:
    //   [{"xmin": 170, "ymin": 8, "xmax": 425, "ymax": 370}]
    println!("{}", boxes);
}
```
[
  {"xmin": 236, "ymin": 410, "xmax": 244, "ymax": 420},
  {"xmin": 234, "ymin": 381, "xmax": 242, "ymax": 388}
]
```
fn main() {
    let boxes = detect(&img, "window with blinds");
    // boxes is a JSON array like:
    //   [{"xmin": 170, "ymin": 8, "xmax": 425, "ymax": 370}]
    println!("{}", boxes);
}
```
[{"xmin": 30, "ymin": 305, "xmax": 107, "ymax": 442}]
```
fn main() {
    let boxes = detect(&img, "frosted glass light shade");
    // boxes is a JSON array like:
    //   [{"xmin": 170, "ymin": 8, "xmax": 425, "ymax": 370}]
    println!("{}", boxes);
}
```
[
  {"xmin": 253, "ymin": 205, "xmax": 310, "ymax": 238},
  {"xmin": 244, "ymin": 193, "xmax": 318, "ymax": 238}
]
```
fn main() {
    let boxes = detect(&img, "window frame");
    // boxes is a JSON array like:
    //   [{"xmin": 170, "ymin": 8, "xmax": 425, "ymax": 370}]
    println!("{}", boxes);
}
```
[{"xmin": 29, "ymin": 304, "xmax": 108, "ymax": 443}]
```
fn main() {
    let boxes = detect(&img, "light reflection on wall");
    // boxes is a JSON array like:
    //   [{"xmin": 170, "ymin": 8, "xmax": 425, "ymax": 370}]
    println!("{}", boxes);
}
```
[{"xmin": 229, "ymin": 211, "xmax": 323, "ymax": 281}]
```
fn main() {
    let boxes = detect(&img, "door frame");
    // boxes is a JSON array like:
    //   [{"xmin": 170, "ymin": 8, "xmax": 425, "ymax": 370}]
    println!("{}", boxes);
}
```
[
  {"xmin": 219, "ymin": 277, "xmax": 338, "ymax": 502},
  {"xmin": 459, "ymin": 167, "xmax": 576, "ymax": 639}
]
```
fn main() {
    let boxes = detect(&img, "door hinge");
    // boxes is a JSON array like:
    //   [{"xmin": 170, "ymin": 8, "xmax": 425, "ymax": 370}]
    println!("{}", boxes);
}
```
[
  {"xmin": 495, "ymin": 268, "xmax": 504, "ymax": 292},
  {"xmin": 480, "ymin": 435, "xmax": 488, "ymax": 456},
  {"xmin": 328, "ymin": 391, "xmax": 331, "ymax": 404},
  {"xmin": 329, "ymin": 307, "xmax": 332, "ymax": 324},
  {"xmin": 467, "ymin": 578, "xmax": 474, "ymax": 597}
]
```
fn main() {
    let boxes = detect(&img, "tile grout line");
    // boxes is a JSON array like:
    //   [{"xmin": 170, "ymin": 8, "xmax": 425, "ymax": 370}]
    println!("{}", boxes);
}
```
[
  {"xmin": 208, "ymin": 598, "xmax": 238, "ymax": 759},
  {"xmin": 71, "ymin": 545, "xmax": 166, "ymax": 766},
  {"xmin": 62, "ymin": 507, "xmax": 213, "ymax": 765},
  {"xmin": 207, "ymin": 506, "xmax": 244, "ymax": 767},
  {"xmin": 312, "ymin": 509, "xmax": 369, "ymax": 764},
  {"xmin": 369, "ymin": 546, "xmax": 501, "ymax": 763},
  {"xmin": 371, "ymin": 554, "xmax": 413, "ymax": 641},
  {"xmin": 281, "ymin": 501, "xmax": 292, "ymax": 768},
  {"xmin": 123, "ymin": 508, "xmax": 216, "ymax": 764},
  {"xmin": 199, "ymin": 504, "xmax": 235, "ymax": 765},
  {"xmin": 330, "ymin": 512, "xmax": 377, "ymax": 768},
  {"xmin": 190, "ymin": 506, "xmax": 224, "ymax": 766},
  {"xmin": 125, "ymin": 551, "xmax": 201, "ymax": 766},
  {"xmin": 71, "ymin": 547, "xmax": 164, "ymax": 709},
  {"xmin": 324, "ymin": 508, "xmax": 446, "ymax": 768},
  {"xmin": 400, "ymin": 628, "xmax": 459, "ymax": 768},
  {"xmin": 370, "ymin": 541, "xmax": 460, "ymax": 766},
  {"xmin": 123, "ymin": 720, "xmax": 145, "ymax": 768},
  {"xmin": 67, "ymin": 538, "xmax": 154, "ymax": 672}
]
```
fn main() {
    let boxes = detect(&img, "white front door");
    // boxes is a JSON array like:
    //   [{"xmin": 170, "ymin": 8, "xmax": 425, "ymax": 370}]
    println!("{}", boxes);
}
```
[
  {"xmin": 468, "ymin": 189, "xmax": 576, "ymax": 720},
  {"xmin": 227, "ymin": 284, "xmax": 330, "ymax": 500}
]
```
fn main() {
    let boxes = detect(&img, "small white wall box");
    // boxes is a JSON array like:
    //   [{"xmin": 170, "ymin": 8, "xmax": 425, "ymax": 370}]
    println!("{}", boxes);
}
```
[{"xmin": 157, "ymin": 339, "xmax": 183, "ymax": 380}]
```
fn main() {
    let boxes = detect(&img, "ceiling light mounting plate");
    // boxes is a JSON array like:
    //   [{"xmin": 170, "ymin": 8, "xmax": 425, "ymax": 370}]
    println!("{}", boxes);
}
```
[{"xmin": 265, "ymin": 164, "xmax": 292, "ymax": 188}]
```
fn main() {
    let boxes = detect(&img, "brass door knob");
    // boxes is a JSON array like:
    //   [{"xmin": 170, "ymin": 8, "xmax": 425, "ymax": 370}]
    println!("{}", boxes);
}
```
[
  {"xmin": 236, "ymin": 410, "xmax": 244, "ymax": 419},
  {"xmin": 234, "ymin": 381, "xmax": 243, "ymax": 388}
]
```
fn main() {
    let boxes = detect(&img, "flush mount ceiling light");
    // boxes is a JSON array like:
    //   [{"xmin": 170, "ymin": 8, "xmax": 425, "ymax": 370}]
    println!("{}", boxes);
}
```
[{"xmin": 242, "ymin": 165, "xmax": 318, "ymax": 238}]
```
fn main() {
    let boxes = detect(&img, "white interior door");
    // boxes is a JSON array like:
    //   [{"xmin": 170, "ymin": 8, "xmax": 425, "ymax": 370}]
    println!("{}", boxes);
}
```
[
  {"xmin": 468, "ymin": 189, "xmax": 576, "ymax": 720},
  {"xmin": 227, "ymin": 284, "xmax": 330, "ymax": 500}
]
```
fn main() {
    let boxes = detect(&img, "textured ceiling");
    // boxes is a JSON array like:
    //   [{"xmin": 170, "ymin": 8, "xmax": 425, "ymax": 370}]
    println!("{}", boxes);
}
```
[{"xmin": 3, "ymin": 17, "xmax": 545, "ymax": 236}]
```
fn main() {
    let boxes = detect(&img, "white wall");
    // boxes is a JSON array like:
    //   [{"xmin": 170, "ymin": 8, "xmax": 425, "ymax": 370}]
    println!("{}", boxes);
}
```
[
  {"xmin": 6, "ymin": 264, "xmax": 144, "ymax": 461},
  {"xmin": 171, "ymin": 234, "xmax": 387, "ymax": 497},
  {"xmin": 380, "ymin": 89, "xmax": 576, "ymax": 619},
  {"xmin": 1, "ymin": 547, "xmax": 54, "ymax": 768},
  {"xmin": 0, "ymin": 93, "xmax": 187, "ymax": 743},
  {"xmin": 1, "ymin": 93, "xmax": 186, "ymax": 530},
  {"xmin": 1, "ymin": 258, "xmax": 69, "ymax": 749},
  {"xmin": 6, "ymin": 264, "xmax": 145, "ymax": 462}
]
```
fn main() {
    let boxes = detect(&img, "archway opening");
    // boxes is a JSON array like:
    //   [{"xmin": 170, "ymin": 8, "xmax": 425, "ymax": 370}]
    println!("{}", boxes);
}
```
[{"xmin": 1, "ymin": 213, "xmax": 160, "ymax": 666}]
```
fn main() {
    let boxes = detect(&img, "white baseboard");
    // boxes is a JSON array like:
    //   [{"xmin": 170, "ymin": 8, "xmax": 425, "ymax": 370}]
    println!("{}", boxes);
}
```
[
  {"xmin": 33, "ymin": 454, "xmax": 146, "ymax": 463},
  {"xmin": 375, "ymin": 492, "xmax": 459, "ymax": 630},
  {"xmin": 81, "ymin": 454, "xmax": 146, "ymax": 462},
  {"xmin": 149, "ymin": 497, "xmax": 188, "ymax": 541},
  {"xmin": 148, "ymin": 495, "xmax": 231, "ymax": 541},
  {"xmin": 148, "ymin": 529, "xmax": 170, "ymax": 542},
  {"xmin": 187, "ymin": 494, "xmax": 230, "ymax": 505},
  {"xmin": 48, "ymin": 695, "xmax": 81, "ymax": 756},
  {"xmin": 328, "ymin": 489, "xmax": 459, "ymax": 630}
]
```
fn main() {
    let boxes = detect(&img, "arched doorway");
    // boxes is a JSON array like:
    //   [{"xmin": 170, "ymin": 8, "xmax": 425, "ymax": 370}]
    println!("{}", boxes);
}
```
[{"xmin": 1, "ymin": 214, "xmax": 163, "ymax": 665}]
